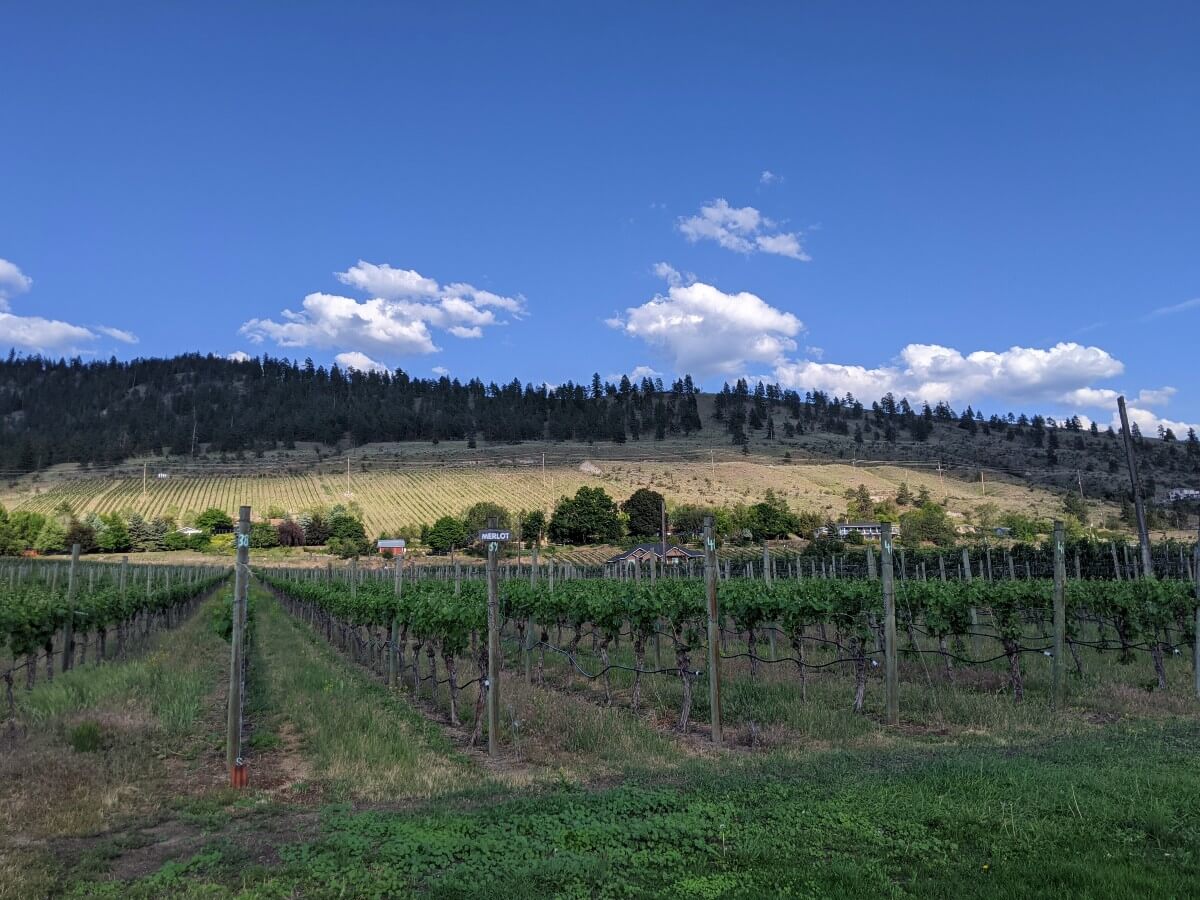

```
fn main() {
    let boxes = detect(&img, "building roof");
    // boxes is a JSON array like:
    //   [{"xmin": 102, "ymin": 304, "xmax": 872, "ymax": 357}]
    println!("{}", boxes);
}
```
[
  {"xmin": 377, "ymin": 539, "xmax": 407, "ymax": 548},
  {"xmin": 606, "ymin": 543, "xmax": 704, "ymax": 563}
]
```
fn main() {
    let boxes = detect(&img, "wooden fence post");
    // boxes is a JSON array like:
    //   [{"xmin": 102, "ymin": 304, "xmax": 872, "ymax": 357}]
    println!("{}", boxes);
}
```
[
  {"xmin": 881, "ymin": 524, "xmax": 899, "ymax": 726},
  {"xmin": 526, "ymin": 542, "xmax": 538, "ymax": 684},
  {"xmin": 62, "ymin": 544, "xmax": 80, "ymax": 673},
  {"xmin": 703, "ymin": 516, "xmax": 722, "ymax": 746},
  {"xmin": 227, "ymin": 506, "xmax": 250, "ymax": 785},
  {"xmin": 1193, "ymin": 523, "xmax": 1199, "ymax": 701},
  {"xmin": 486, "ymin": 518, "xmax": 500, "ymax": 758},
  {"xmin": 1052, "ymin": 521, "xmax": 1066, "ymax": 710},
  {"xmin": 389, "ymin": 553, "xmax": 401, "ymax": 688}
]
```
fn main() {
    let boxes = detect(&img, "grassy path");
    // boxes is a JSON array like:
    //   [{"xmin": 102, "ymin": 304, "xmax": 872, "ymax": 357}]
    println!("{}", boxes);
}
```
[
  {"xmin": 0, "ymin": 588, "xmax": 232, "ymax": 899},
  {"xmin": 244, "ymin": 583, "xmax": 488, "ymax": 804}
]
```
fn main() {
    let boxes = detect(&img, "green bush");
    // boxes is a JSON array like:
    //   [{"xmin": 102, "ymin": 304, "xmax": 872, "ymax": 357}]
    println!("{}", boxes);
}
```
[{"xmin": 250, "ymin": 522, "xmax": 280, "ymax": 548}]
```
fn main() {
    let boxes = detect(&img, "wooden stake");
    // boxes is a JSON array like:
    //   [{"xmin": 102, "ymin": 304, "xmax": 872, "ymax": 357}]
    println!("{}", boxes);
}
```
[
  {"xmin": 227, "ymin": 506, "xmax": 250, "ymax": 782},
  {"xmin": 388, "ymin": 554, "xmax": 401, "ymax": 688},
  {"xmin": 526, "ymin": 542, "xmax": 538, "ymax": 684},
  {"xmin": 486, "ymin": 517, "xmax": 500, "ymax": 758},
  {"xmin": 1193, "ymin": 523, "xmax": 1199, "ymax": 700},
  {"xmin": 1117, "ymin": 396, "xmax": 1154, "ymax": 577},
  {"xmin": 62, "ymin": 544, "xmax": 80, "ymax": 673},
  {"xmin": 1052, "ymin": 521, "xmax": 1066, "ymax": 710},
  {"xmin": 881, "ymin": 523, "xmax": 899, "ymax": 726},
  {"xmin": 703, "ymin": 516, "xmax": 722, "ymax": 746}
]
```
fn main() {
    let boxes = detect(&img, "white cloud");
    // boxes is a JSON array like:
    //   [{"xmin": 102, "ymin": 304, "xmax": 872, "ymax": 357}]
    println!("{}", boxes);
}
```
[
  {"xmin": 610, "ymin": 273, "xmax": 1167, "ymax": 425},
  {"xmin": 334, "ymin": 351, "xmax": 390, "ymax": 374},
  {"xmin": 1118, "ymin": 406, "xmax": 1199, "ymax": 438},
  {"xmin": 431, "ymin": 365, "xmax": 450, "ymax": 377},
  {"xmin": 677, "ymin": 199, "xmax": 810, "ymax": 261},
  {"xmin": 1135, "ymin": 386, "xmax": 1176, "ymax": 407},
  {"xmin": 760, "ymin": 170, "xmax": 781, "ymax": 185},
  {"xmin": 0, "ymin": 312, "xmax": 97, "ymax": 353},
  {"xmin": 0, "ymin": 258, "xmax": 33, "ymax": 308},
  {"xmin": 608, "ymin": 273, "xmax": 803, "ymax": 374},
  {"xmin": 335, "ymin": 261, "xmax": 440, "ymax": 299},
  {"xmin": 241, "ymin": 261, "xmax": 527, "ymax": 360},
  {"xmin": 605, "ymin": 365, "xmax": 662, "ymax": 384},
  {"xmin": 775, "ymin": 343, "xmax": 1125, "ymax": 408},
  {"xmin": 95, "ymin": 325, "xmax": 139, "ymax": 344},
  {"xmin": 652, "ymin": 262, "xmax": 683, "ymax": 287},
  {"xmin": 227, "ymin": 350, "xmax": 252, "ymax": 362},
  {"xmin": 0, "ymin": 258, "xmax": 137, "ymax": 352},
  {"xmin": 1144, "ymin": 297, "xmax": 1200, "ymax": 320}
]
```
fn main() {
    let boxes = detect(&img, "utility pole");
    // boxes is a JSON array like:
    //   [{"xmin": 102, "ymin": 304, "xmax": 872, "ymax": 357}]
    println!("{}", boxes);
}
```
[
  {"xmin": 881, "ymin": 523, "xmax": 898, "ymax": 726},
  {"xmin": 227, "ymin": 506, "xmax": 250, "ymax": 786},
  {"xmin": 346, "ymin": 455, "xmax": 351, "ymax": 497},
  {"xmin": 1117, "ymin": 397, "xmax": 1154, "ymax": 578},
  {"xmin": 486, "ymin": 516, "xmax": 501, "ymax": 758},
  {"xmin": 710, "ymin": 449, "xmax": 715, "ymax": 477},
  {"xmin": 1052, "ymin": 520, "xmax": 1066, "ymax": 710},
  {"xmin": 541, "ymin": 452, "xmax": 546, "ymax": 488},
  {"xmin": 703, "ymin": 515, "xmax": 722, "ymax": 746},
  {"xmin": 142, "ymin": 462, "xmax": 147, "ymax": 498},
  {"xmin": 980, "ymin": 470, "xmax": 986, "ymax": 497}
]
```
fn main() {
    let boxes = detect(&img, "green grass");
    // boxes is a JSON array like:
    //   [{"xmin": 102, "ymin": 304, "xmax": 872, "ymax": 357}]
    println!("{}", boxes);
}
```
[
  {"xmin": 67, "ymin": 721, "xmax": 1200, "ymax": 898},
  {"xmin": 16, "ymin": 598, "xmax": 228, "ymax": 736},
  {"xmin": 248, "ymin": 584, "xmax": 487, "ymax": 802}
]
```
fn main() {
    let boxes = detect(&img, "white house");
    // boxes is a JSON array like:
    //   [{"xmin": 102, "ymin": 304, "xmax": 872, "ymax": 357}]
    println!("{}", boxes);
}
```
[{"xmin": 834, "ymin": 522, "xmax": 899, "ymax": 540}]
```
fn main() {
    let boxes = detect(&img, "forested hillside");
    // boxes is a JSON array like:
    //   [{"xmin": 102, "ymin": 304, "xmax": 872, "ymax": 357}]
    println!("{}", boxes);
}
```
[{"xmin": 1, "ymin": 353, "xmax": 1197, "ymax": 510}]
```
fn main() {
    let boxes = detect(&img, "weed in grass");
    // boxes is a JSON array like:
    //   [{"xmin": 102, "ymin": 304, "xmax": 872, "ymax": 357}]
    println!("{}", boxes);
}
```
[{"xmin": 67, "ymin": 720, "xmax": 107, "ymax": 753}]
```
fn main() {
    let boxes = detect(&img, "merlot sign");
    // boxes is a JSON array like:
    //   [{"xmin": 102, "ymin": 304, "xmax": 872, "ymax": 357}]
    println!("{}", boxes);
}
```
[{"xmin": 477, "ymin": 529, "xmax": 512, "ymax": 543}]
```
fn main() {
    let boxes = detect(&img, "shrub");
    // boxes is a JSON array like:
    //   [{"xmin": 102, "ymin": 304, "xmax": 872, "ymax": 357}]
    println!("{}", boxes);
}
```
[{"xmin": 250, "ymin": 522, "xmax": 280, "ymax": 549}]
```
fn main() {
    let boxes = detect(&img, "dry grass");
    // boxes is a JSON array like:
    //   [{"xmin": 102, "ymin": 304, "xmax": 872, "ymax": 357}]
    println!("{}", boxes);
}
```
[{"xmin": 1, "ymin": 453, "xmax": 1093, "ymax": 539}]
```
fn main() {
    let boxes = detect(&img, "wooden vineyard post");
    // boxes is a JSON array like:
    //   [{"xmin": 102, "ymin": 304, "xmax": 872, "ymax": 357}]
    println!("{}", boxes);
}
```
[
  {"xmin": 62, "ymin": 543, "xmax": 80, "ymax": 673},
  {"xmin": 1117, "ymin": 396, "xmax": 1155, "ymax": 578},
  {"xmin": 526, "ymin": 542, "xmax": 538, "ymax": 684},
  {"xmin": 881, "ymin": 523, "xmax": 899, "ymax": 726},
  {"xmin": 1052, "ymin": 520, "xmax": 1066, "ymax": 710},
  {"xmin": 1193, "ymin": 523, "xmax": 1199, "ymax": 701},
  {"xmin": 962, "ymin": 546, "xmax": 980, "ymax": 655},
  {"xmin": 485, "ymin": 517, "xmax": 502, "ymax": 758},
  {"xmin": 703, "ymin": 516, "xmax": 723, "ymax": 746},
  {"xmin": 227, "ymin": 506, "xmax": 250, "ymax": 786},
  {"xmin": 389, "ymin": 552, "xmax": 401, "ymax": 688}
]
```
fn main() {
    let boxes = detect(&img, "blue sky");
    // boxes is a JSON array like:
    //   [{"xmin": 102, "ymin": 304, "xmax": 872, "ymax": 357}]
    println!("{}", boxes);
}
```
[{"xmin": 2, "ymin": 2, "xmax": 1198, "ymax": 434}]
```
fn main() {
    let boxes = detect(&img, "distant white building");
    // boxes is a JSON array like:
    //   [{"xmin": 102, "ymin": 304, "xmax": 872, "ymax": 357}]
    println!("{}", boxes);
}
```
[
  {"xmin": 1167, "ymin": 488, "xmax": 1200, "ymax": 502},
  {"xmin": 834, "ymin": 522, "xmax": 898, "ymax": 540}
]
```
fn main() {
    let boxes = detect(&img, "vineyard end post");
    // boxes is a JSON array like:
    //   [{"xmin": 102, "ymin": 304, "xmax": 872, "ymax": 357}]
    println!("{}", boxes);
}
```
[
  {"xmin": 1117, "ymin": 396, "xmax": 1155, "ymax": 578},
  {"xmin": 526, "ymin": 542, "xmax": 538, "ymax": 684},
  {"xmin": 1052, "ymin": 520, "xmax": 1066, "ymax": 710},
  {"xmin": 703, "ymin": 516, "xmax": 722, "ymax": 746},
  {"xmin": 1193, "ymin": 522, "xmax": 1199, "ymax": 700},
  {"xmin": 227, "ymin": 506, "xmax": 250, "ymax": 783},
  {"xmin": 62, "ymin": 543, "xmax": 80, "ymax": 673},
  {"xmin": 389, "ymin": 553, "xmax": 401, "ymax": 688},
  {"xmin": 486, "ymin": 517, "xmax": 500, "ymax": 758},
  {"xmin": 881, "ymin": 524, "xmax": 899, "ymax": 726}
]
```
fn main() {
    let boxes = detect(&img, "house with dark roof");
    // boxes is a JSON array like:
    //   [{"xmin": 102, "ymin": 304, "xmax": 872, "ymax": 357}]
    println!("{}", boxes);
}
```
[{"xmin": 606, "ymin": 543, "xmax": 704, "ymax": 566}]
